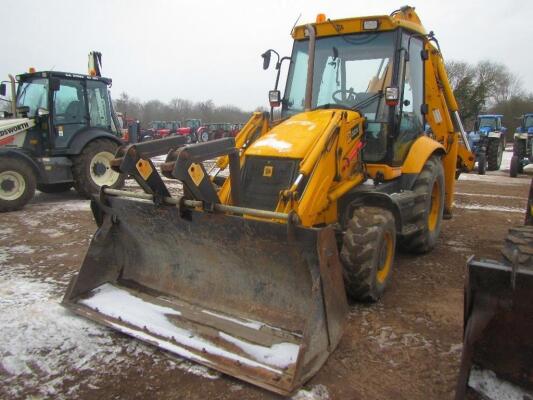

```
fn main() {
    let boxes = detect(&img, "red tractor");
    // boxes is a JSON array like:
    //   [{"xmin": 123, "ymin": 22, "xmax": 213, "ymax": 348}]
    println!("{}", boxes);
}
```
[
  {"xmin": 142, "ymin": 121, "xmax": 181, "ymax": 141},
  {"xmin": 176, "ymin": 118, "xmax": 209, "ymax": 143}
]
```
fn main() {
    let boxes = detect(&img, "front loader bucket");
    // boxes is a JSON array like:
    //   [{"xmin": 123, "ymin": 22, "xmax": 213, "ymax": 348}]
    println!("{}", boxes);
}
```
[
  {"xmin": 63, "ymin": 195, "xmax": 348, "ymax": 395},
  {"xmin": 455, "ymin": 258, "xmax": 533, "ymax": 399}
]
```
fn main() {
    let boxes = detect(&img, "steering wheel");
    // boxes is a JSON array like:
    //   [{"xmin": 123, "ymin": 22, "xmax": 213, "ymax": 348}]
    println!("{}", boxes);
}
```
[{"xmin": 332, "ymin": 88, "xmax": 357, "ymax": 104}]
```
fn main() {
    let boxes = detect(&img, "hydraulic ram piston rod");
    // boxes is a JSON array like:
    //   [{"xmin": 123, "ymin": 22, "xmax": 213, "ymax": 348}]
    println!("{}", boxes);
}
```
[{"xmin": 103, "ymin": 188, "xmax": 290, "ymax": 221}]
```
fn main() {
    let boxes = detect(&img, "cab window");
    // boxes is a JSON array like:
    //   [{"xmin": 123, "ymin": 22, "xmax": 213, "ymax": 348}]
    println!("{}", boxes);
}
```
[{"xmin": 87, "ymin": 81, "xmax": 112, "ymax": 130}]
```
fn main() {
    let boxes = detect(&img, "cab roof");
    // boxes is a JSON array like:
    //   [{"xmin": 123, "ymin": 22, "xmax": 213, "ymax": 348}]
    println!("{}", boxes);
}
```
[
  {"xmin": 478, "ymin": 114, "xmax": 503, "ymax": 118},
  {"xmin": 17, "ymin": 70, "xmax": 112, "ymax": 85},
  {"xmin": 292, "ymin": 7, "xmax": 426, "ymax": 40}
]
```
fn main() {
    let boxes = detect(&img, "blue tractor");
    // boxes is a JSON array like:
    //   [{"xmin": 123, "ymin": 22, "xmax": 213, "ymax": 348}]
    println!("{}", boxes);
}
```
[
  {"xmin": 510, "ymin": 113, "xmax": 533, "ymax": 177},
  {"xmin": 468, "ymin": 114, "xmax": 506, "ymax": 174}
]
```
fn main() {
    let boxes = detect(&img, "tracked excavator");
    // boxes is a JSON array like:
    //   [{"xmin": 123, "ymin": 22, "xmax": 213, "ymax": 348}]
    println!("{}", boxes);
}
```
[{"xmin": 64, "ymin": 6, "xmax": 474, "ymax": 395}]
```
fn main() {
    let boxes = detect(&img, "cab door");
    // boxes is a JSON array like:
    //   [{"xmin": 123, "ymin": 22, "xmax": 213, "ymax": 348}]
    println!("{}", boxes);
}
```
[
  {"xmin": 393, "ymin": 34, "xmax": 425, "ymax": 164},
  {"xmin": 52, "ymin": 79, "xmax": 88, "ymax": 148}
]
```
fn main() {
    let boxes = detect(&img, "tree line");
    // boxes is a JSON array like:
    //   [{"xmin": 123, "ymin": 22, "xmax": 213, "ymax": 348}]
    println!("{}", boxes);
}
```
[
  {"xmin": 113, "ymin": 93, "xmax": 259, "ymax": 127},
  {"xmin": 445, "ymin": 60, "xmax": 532, "ymax": 135}
]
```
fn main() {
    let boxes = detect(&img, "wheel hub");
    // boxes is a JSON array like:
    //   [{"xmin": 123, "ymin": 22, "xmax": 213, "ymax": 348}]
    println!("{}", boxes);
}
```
[
  {"xmin": 0, "ymin": 170, "xmax": 25, "ymax": 200},
  {"xmin": 89, "ymin": 151, "xmax": 120, "ymax": 187},
  {"xmin": 92, "ymin": 161, "xmax": 107, "ymax": 177},
  {"xmin": 1, "ymin": 178, "xmax": 15, "ymax": 192}
]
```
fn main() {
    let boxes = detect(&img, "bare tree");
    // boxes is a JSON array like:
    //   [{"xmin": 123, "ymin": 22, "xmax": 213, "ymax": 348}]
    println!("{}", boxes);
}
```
[{"xmin": 114, "ymin": 95, "xmax": 252, "ymax": 128}]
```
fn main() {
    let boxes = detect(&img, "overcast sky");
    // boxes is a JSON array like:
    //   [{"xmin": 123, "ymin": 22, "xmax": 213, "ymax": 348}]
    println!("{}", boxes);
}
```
[{"xmin": 3, "ymin": 0, "xmax": 532, "ymax": 111}]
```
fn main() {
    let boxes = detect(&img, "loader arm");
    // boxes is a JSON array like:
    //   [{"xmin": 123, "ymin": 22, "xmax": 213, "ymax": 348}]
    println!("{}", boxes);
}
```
[{"xmin": 216, "ymin": 111, "xmax": 271, "ymax": 170}]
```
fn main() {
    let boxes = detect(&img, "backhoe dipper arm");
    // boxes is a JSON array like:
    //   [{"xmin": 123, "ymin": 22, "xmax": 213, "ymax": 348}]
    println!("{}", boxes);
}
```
[
  {"xmin": 433, "ymin": 50, "xmax": 475, "ymax": 173},
  {"xmin": 426, "ymin": 46, "xmax": 475, "ymax": 217}
]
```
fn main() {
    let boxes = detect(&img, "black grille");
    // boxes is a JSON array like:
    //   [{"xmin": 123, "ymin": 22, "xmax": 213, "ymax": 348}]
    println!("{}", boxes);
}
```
[{"xmin": 240, "ymin": 156, "xmax": 299, "ymax": 211}]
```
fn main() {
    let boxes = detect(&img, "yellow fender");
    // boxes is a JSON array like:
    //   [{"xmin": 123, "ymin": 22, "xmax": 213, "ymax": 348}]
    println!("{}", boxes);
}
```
[
  {"xmin": 401, "ymin": 136, "xmax": 445, "ymax": 174},
  {"xmin": 402, "ymin": 135, "xmax": 461, "ymax": 216}
]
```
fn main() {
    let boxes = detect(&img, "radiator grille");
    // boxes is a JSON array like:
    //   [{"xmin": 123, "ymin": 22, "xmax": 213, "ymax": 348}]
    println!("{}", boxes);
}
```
[{"xmin": 240, "ymin": 156, "xmax": 299, "ymax": 211}]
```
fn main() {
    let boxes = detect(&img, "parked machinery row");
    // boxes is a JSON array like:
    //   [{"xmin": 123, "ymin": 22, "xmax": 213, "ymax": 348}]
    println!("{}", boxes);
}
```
[{"xmin": 138, "ymin": 119, "xmax": 244, "ymax": 143}]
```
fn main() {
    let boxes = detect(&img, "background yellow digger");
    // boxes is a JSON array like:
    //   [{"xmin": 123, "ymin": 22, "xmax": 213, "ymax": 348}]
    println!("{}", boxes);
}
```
[{"xmin": 64, "ymin": 6, "xmax": 475, "ymax": 395}]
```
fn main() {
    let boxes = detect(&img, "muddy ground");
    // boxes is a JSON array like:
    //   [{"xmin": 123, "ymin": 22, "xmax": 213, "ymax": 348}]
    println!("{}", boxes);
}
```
[{"xmin": 0, "ymin": 150, "xmax": 529, "ymax": 400}]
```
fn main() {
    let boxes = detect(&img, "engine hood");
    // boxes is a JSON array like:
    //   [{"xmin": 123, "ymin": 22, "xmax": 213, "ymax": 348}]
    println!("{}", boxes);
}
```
[{"xmin": 246, "ymin": 110, "xmax": 353, "ymax": 159}]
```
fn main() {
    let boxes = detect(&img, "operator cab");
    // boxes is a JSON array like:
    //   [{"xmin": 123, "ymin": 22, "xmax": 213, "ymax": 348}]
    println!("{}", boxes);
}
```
[
  {"xmin": 477, "ymin": 115, "xmax": 503, "ymax": 132},
  {"xmin": 14, "ymin": 71, "xmax": 120, "ymax": 154},
  {"xmin": 519, "ymin": 114, "xmax": 533, "ymax": 133},
  {"xmin": 276, "ymin": 18, "xmax": 426, "ymax": 167}
]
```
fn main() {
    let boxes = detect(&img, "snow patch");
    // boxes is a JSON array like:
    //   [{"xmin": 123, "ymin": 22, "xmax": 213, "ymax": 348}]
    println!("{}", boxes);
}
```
[
  {"xmin": 79, "ymin": 283, "xmax": 293, "ymax": 373},
  {"xmin": 0, "ymin": 245, "xmax": 35, "ymax": 264},
  {"xmin": 292, "ymin": 384, "xmax": 330, "ymax": 400},
  {"xmin": 458, "ymin": 173, "xmax": 529, "ymax": 186},
  {"xmin": 455, "ymin": 192, "xmax": 523, "ymax": 200},
  {"xmin": 175, "ymin": 361, "xmax": 220, "ymax": 380},
  {"xmin": 454, "ymin": 203, "xmax": 523, "ymax": 213},
  {"xmin": 0, "ymin": 274, "xmax": 143, "ymax": 398},
  {"xmin": 40, "ymin": 228, "xmax": 65, "ymax": 238},
  {"xmin": 7, "ymin": 244, "xmax": 35, "ymax": 254},
  {"xmin": 251, "ymin": 137, "xmax": 293, "ymax": 152},
  {"xmin": 219, "ymin": 332, "xmax": 299, "ymax": 368},
  {"xmin": 80, "ymin": 283, "xmax": 183, "ymax": 337},
  {"xmin": 468, "ymin": 366, "xmax": 532, "ymax": 400},
  {"xmin": 0, "ymin": 227, "xmax": 14, "ymax": 240}
]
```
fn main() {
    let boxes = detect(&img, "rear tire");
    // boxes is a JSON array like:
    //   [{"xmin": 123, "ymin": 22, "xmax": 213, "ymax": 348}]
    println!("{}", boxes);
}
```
[
  {"xmin": 401, "ymin": 156, "xmax": 445, "ymax": 253},
  {"xmin": 199, "ymin": 131, "xmax": 209, "ymax": 142},
  {"xmin": 501, "ymin": 226, "xmax": 533, "ymax": 268},
  {"xmin": 340, "ymin": 207, "xmax": 396, "ymax": 302},
  {"xmin": 0, "ymin": 157, "xmax": 36, "ymax": 212},
  {"xmin": 72, "ymin": 139, "xmax": 125, "ymax": 198},
  {"xmin": 37, "ymin": 182, "xmax": 72, "ymax": 193},
  {"xmin": 487, "ymin": 139, "xmax": 503, "ymax": 171},
  {"xmin": 510, "ymin": 156, "xmax": 519, "ymax": 178}
]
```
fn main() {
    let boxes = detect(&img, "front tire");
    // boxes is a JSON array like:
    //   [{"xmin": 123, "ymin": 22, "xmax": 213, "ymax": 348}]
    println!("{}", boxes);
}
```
[
  {"xmin": 478, "ymin": 153, "xmax": 486, "ymax": 175},
  {"xmin": 72, "ymin": 139, "xmax": 125, "ymax": 198},
  {"xmin": 0, "ymin": 157, "xmax": 36, "ymax": 212},
  {"xmin": 401, "ymin": 156, "xmax": 445, "ymax": 253},
  {"xmin": 340, "ymin": 207, "xmax": 396, "ymax": 302},
  {"xmin": 487, "ymin": 139, "xmax": 503, "ymax": 171},
  {"xmin": 37, "ymin": 182, "xmax": 72, "ymax": 193},
  {"xmin": 510, "ymin": 155, "xmax": 519, "ymax": 177}
]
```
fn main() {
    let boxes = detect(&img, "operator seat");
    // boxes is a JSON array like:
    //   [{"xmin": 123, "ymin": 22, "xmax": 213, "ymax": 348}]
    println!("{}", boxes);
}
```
[{"xmin": 65, "ymin": 101, "xmax": 83, "ymax": 122}]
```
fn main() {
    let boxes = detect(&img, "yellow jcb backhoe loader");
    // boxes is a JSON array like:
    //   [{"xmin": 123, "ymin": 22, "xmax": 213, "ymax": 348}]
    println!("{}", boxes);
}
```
[{"xmin": 63, "ymin": 6, "xmax": 474, "ymax": 395}]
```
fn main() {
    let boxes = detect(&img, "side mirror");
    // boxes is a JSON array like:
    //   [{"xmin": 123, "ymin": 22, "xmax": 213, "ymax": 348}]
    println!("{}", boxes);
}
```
[
  {"xmin": 269, "ymin": 90, "xmax": 281, "ymax": 107},
  {"xmin": 474, "ymin": 120, "xmax": 479, "ymax": 131},
  {"xmin": 37, "ymin": 107, "xmax": 49, "ymax": 117},
  {"xmin": 49, "ymin": 77, "xmax": 60, "ymax": 91},
  {"xmin": 16, "ymin": 106, "xmax": 30, "ymax": 117},
  {"xmin": 261, "ymin": 50, "xmax": 272, "ymax": 70},
  {"xmin": 0, "ymin": 83, "xmax": 5, "ymax": 97}
]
